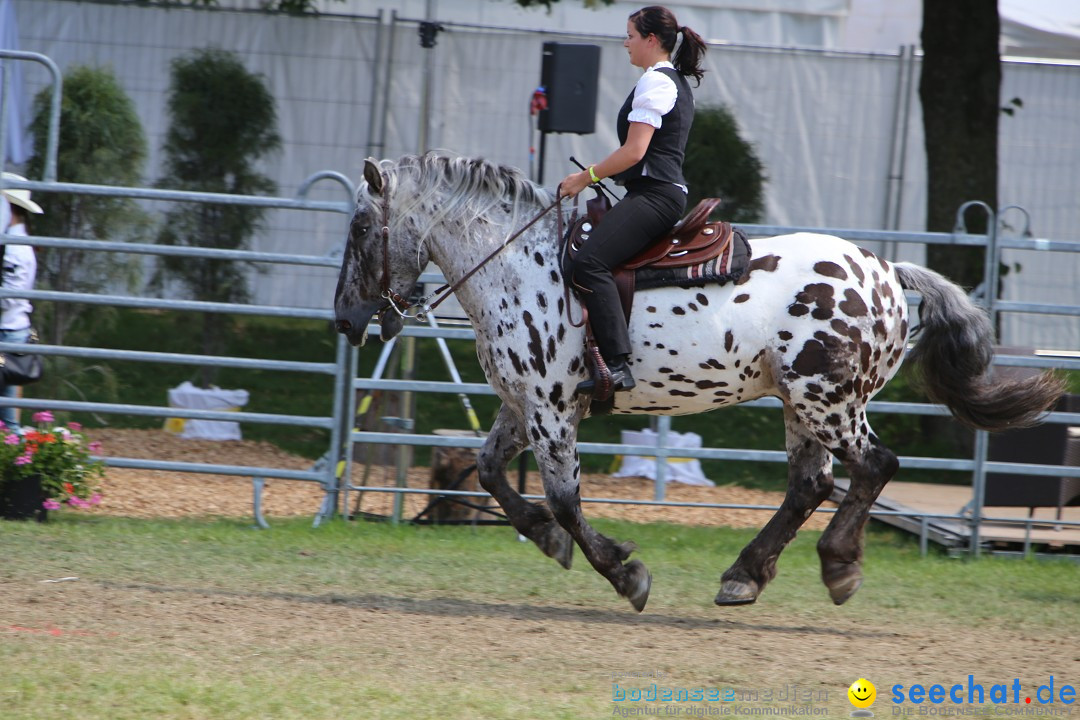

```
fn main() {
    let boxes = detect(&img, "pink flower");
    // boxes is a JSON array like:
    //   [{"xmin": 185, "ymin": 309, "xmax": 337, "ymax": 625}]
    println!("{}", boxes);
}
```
[
  {"xmin": 88, "ymin": 442, "xmax": 103, "ymax": 454},
  {"xmin": 88, "ymin": 494, "xmax": 102, "ymax": 505},
  {"xmin": 68, "ymin": 422, "xmax": 82, "ymax": 432},
  {"xmin": 32, "ymin": 411, "xmax": 55, "ymax": 424},
  {"xmin": 68, "ymin": 497, "xmax": 88, "ymax": 508},
  {"xmin": 14, "ymin": 453, "xmax": 32, "ymax": 466},
  {"xmin": 3, "ymin": 433, "xmax": 18, "ymax": 445},
  {"xmin": 42, "ymin": 499, "xmax": 61, "ymax": 511}
]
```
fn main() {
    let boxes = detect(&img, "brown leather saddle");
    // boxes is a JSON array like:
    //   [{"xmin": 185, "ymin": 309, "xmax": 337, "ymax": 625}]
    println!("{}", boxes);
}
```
[{"xmin": 566, "ymin": 197, "xmax": 732, "ymax": 322}]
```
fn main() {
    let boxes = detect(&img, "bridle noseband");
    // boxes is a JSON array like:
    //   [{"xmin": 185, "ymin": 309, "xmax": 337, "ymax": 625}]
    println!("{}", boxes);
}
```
[
  {"xmin": 374, "ymin": 179, "xmax": 417, "ymax": 317},
  {"xmin": 372, "ymin": 170, "xmax": 566, "ymax": 322}
]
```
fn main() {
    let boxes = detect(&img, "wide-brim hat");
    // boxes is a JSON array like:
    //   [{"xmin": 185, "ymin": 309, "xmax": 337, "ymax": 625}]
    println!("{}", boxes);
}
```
[{"xmin": 1, "ymin": 172, "xmax": 44, "ymax": 215}]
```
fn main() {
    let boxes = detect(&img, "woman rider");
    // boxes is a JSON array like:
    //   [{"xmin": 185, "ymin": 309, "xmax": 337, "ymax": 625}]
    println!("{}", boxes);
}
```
[{"xmin": 560, "ymin": 5, "xmax": 707, "ymax": 396}]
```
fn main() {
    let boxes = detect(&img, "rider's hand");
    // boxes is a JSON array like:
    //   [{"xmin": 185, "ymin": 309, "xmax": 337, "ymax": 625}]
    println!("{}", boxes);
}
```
[{"xmin": 558, "ymin": 170, "xmax": 592, "ymax": 199}]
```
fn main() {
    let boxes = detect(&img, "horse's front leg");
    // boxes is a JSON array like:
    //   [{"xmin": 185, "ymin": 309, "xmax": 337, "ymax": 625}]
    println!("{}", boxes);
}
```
[
  {"xmin": 477, "ymin": 403, "xmax": 573, "ymax": 569},
  {"xmin": 531, "ymin": 416, "xmax": 652, "ymax": 612}
]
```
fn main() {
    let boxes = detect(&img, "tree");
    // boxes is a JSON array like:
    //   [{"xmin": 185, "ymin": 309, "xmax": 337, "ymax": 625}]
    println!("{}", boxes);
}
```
[
  {"xmin": 26, "ymin": 65, "xmax": 149, "ymax": 348},
  {"xmin": 153, "ymin": 48, "xmax": 280, "ymax": 386},
  {"xmin": 919, "ymin": 0, "xmax": 1001, "ymax": 292},
  {"xmin": 682, "ymin": 105, "xmax": 766, "ymax": 223}
]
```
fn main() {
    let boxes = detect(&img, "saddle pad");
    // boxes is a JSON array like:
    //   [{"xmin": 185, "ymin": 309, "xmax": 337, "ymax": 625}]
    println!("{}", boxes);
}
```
[{"xmin": 634, "ymin": 226, "xmax": 752, "ymax": 291}]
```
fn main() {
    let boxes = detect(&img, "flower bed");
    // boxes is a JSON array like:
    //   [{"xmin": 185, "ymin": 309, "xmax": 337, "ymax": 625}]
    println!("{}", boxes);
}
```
[{"xmin": 1, "ymin": 411, "xmax": 105, "ymax": 518}]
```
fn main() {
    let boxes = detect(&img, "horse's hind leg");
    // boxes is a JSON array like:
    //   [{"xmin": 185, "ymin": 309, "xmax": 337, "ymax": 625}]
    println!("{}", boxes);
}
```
[
  {"xmin": 477, "ymin": 404, "xmax": 574, "ymax": 569},
  {"xmin": 816, "ymin": 419, "xmax": 899, "ymax": 605},
  {"xmin": 715, "ymin": 406, "xmax": 835, "ymax": 605},
  {"xmin": 533, "ymin": 428, "xmax": 652, "ymax": 612}
]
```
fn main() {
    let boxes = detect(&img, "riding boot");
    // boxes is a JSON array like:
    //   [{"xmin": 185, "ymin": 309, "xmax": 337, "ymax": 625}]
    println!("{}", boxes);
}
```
[{"xmin": 575, "ymin": 355, "xmax": 636, "ymax": 396}]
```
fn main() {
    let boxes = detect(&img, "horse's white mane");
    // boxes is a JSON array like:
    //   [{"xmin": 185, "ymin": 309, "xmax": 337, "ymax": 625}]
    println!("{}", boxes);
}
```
[{"xmin": 368, "ymin": 151, "xmax": 555, "ymax": 245}]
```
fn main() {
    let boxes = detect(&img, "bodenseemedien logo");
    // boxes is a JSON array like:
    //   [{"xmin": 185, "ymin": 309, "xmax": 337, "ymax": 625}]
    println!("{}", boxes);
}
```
[{"xmin": 848, "ymin": 678, "xmax": 877, "ymax": 717}]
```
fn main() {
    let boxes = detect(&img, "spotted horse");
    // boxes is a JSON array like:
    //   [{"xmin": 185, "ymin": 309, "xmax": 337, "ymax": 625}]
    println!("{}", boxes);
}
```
[{"xmin": 333, "ymin": 152, "xmax": 1063, "ymax": 612}]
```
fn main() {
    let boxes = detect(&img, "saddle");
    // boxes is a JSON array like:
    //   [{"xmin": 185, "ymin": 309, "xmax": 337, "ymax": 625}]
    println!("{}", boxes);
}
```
[
  {"xmin": 565, "ymin": 197, "xmax": 734, "ymax": 323},
  {"xmin": 561, "ymin": 194, "xmax": 752, "ymax": 410}
]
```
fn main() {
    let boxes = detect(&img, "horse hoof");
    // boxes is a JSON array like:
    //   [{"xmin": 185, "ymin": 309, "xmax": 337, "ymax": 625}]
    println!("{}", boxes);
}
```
[
  {"xmin": 623, "ymin": 560, "xmax": 652, "ymax": 613},
  {"xmin": 714, "ymin": 579, "xmax": 759, "ymax": 606},
  {"xmin": 825, "ymin": 569, "xmax": 859, "ymax": 604},
  {"xmin": 536, "ymin": 521, "xmax": 574, "ymax": 570},
  {"xmin": 823, "ymin": 564, "xmax": 863, "ymax": 605}
]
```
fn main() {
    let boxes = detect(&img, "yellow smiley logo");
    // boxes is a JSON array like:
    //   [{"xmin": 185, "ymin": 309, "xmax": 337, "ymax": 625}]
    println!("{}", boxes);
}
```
[{"xmin": 848, "ymin": 678, "xmax": 876, "ymax": 709}]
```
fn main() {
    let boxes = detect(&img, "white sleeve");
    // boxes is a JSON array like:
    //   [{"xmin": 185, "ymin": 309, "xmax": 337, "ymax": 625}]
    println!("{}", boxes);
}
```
[{"xmin": 627, "ymin": 70, "xmax": 678, "ymax": 129}]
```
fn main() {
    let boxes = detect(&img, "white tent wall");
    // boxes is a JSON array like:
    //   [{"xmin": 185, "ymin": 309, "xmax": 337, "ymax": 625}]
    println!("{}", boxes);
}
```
[
  {"xmin": 10, "ymin": 1, "xmax": 1080, "ymax": 350},
  {"xmin": 217, "ymin": 0, "xmax": 851, "ymax": 48}
]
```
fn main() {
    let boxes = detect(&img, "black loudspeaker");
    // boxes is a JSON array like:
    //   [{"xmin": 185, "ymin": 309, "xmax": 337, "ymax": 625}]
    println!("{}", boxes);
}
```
[{"xmin": 538, "ymin": 42, "xmax": 601, "ymax": 134}]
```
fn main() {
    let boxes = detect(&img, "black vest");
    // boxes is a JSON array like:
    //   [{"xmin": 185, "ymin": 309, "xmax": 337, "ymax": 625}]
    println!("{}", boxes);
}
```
[{"xmin": 612, "ymin": 67, "xmax": 694, "ymax": 187}]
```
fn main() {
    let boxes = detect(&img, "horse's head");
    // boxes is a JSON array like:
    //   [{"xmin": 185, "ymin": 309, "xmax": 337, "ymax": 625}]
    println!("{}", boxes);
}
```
[{"xmin": 334, "ymin": 158, "xmax": 428, "ymax": 346}]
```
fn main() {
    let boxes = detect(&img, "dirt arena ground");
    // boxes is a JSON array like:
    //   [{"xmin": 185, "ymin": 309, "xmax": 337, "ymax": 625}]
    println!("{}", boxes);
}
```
[{"xmin": 11, "ymin": 429, "xmax": 1072, "ymax": 716}]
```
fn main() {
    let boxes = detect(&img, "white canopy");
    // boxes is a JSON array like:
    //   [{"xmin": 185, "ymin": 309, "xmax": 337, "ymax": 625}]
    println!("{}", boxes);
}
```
[{"xmin": 1001, "ymin": 0, "xmax": 1080, "ymax": 59}]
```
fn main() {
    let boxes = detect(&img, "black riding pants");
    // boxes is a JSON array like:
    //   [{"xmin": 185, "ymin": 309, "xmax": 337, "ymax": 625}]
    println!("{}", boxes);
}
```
[{"xmin": 571, "ymin": 179, "xmax": 687, "ymax": 361}]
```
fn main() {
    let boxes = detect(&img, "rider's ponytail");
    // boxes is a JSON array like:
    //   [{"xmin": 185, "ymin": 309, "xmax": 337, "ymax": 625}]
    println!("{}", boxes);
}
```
[
  {"xmin": 629, "ymin": 6, "xmax": 708, "ymax": 86},
  {"xmin": 673, "ymin": 25, "xmax": 707, "ymax": 85}
]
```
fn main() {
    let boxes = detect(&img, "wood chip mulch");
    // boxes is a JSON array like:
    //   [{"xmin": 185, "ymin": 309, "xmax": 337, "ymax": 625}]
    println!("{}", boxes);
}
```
[{"xmin": 81, "ymin": 428, "xmax": 834, "ymax": 529}]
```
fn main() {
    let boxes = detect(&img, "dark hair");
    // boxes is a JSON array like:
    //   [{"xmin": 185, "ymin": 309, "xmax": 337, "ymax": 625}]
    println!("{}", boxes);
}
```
[
  {"xmin": 8, "ymin": 204, "xmax": 28, "ymax": 226},
  {"xmin": 629, "ymin": 5, "xmax": 707, "ymax": 85}
]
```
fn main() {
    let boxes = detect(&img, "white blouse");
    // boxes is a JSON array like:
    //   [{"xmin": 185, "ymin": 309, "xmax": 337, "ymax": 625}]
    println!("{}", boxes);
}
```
[
  {"xmin": 627, "ymin": 61, "xmax": 679, "ymax": 129},
  {"xmin": 1, "ymin": 223, "xmax": 36, "ymax": 331}
]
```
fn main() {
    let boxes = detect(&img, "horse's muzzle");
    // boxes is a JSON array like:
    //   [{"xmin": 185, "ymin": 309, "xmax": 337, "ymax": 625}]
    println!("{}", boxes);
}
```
[
  {"xmin": 334, "ymin": 299, "xmax": 404, "ymax": 346},
  {"xmin": 334, "ymin": 299, "xmax": 381, "ymax": 347}
]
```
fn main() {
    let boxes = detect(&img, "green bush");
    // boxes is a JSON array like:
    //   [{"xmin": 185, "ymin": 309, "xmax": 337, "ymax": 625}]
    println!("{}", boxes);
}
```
[
  {"xmin": 683, "ymin": 104, "xmax": 767, "ymax": 223},
  {"xmin": 26, "ymin": 65, "xmax": 150, "ymax": 347},
  {"xmin": 153, "ymin": 47, "xmax": 281, "ymax": 385}
]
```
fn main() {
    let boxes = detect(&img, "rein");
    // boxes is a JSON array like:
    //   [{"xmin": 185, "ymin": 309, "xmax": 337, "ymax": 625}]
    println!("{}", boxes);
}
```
[{"xmin": 378, "ymin": 183, "xmax": 566, "ymax": 320}]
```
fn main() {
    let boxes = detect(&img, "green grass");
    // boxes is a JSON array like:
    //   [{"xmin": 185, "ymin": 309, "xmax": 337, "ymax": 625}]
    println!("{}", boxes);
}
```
[{"xmin": 1, "ymin": 515, "xmax": 1077, "ymax": 719}]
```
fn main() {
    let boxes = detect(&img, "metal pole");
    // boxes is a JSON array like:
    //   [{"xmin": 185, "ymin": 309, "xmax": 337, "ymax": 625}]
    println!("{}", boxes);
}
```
[
  {"xmin": 377, "ymin": 11, "xmax": 398, "ymax": 160},
  {"xmin": 0, "ymin": 50, "xmax": 62, "ymax": 181},
  {"xmin": 366, "ymin": 9, "xmax": 387, "ymax": 159},
  {"xmin": 338, "ymin": 339, "xmax": 361, "ymax": 521},
  {"xmin": 654, "ymin": 415, "xmax": 671, "ymax": 501},
  {"xmin": 966, "ymin": 201, "xmax": 996, "ymax": 558},
  {"xmin": 417, "ymin": 0, "xmax": 437, "ymax": 154},
  {"xmin": 970, "ymin": 429, "xmax": 989, "ymax": 557},
  {"xmin": 392, "ymin": 332, "xmax": 417, "ymax": 525},
  {"xmin": 881, "ymin": 46, "xmax": 907, "ymax": 239},
  {"xmin": 0, "ymin": 62, "xmax": 9, "ymax": 177},
  {"xmin": 320, "ymin": 332, "xmax": 351, "ymax": 522},
  {"xmin": 889, "ymin": 45, "xmax": 918, "ymax": 235}
]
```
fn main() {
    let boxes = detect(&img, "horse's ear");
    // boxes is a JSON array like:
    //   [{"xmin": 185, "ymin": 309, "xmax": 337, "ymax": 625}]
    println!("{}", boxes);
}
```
[{"xmin": 363, "ymin": 158, "xmax": 384, "ymax": 196}]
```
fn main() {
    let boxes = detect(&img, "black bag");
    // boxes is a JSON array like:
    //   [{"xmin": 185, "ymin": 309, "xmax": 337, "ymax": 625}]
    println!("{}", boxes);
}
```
[
  {"xmin": 1, "ymin": 240, "xmax": 43, "ymax": 385},
  {"xmin": 0, "ymin": 327, "xmax": 43, "ymax": 386}
]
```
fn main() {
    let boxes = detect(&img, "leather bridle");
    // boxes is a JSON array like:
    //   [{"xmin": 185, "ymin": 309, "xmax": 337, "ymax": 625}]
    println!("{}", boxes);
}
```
[
  {"xmin": 376, "ymin": 181, "xmax": 415, "ymax": 316},
  {"xmin": 373, "ymin": 170, "xmax": 567, "ymax": 321}
]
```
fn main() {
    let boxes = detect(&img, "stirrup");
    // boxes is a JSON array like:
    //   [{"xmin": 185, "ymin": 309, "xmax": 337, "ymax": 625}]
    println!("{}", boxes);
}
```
[{"xmin": 576, "ymin": 358, "xmax": 635, "ymax": 399}]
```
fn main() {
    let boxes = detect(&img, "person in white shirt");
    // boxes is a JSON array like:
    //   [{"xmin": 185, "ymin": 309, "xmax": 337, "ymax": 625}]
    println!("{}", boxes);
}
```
[
  {"xmin": 1, "ymin": 173, "xmax": 42, "ymax": 431},
  {"xmin": 560, "ymin": 5, "xmax": 707, "ymax": 396}
]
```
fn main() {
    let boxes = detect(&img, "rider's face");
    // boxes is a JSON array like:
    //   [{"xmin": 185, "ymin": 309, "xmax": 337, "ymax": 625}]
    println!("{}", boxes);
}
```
[{"xmin": 624, "ymin": 21, "xmax": 654, "ymax": 69}]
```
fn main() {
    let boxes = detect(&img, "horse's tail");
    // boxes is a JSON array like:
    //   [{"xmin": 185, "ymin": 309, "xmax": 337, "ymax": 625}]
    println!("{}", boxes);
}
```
[{"xmin": 893, "ymin": 262, "xmax": 1065, "ymax": 431}]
